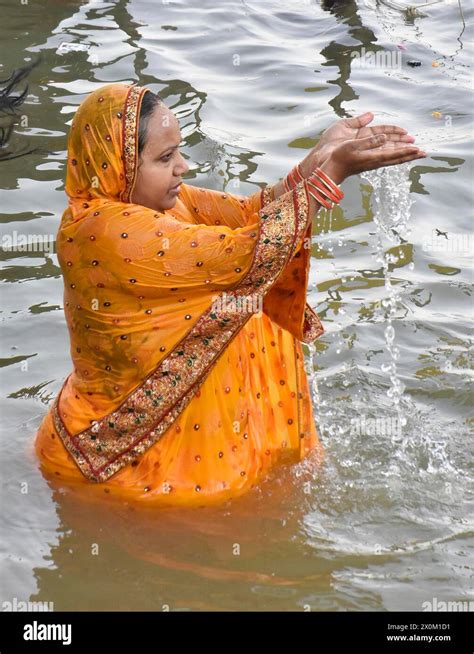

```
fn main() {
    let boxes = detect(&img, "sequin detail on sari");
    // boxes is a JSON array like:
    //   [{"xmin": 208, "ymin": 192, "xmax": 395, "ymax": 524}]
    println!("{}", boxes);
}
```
[
  {"xmin": 261, "ymin": 184, "xmax": 275, "ymax": 207},
  {"xmin": 53, "ymin": 182, "xmax": 310, "ymax": 481}
]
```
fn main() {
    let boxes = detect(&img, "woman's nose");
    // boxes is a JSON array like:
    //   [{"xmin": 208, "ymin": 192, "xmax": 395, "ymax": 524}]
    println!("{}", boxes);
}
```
[{"xmin": 177, "ymin": 153, "xmax": 189, "ymax": 175}]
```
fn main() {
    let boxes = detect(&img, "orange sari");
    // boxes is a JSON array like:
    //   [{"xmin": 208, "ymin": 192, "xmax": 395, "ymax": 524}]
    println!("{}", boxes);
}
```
[{"xmin": 34, "ymin": 82, "xmax": 325, "ymax": 507}]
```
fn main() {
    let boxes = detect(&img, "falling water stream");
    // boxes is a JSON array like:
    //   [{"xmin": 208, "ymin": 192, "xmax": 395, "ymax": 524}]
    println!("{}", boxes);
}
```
[
  {"xmin": 360, "ymin": 164, "xmax": 413, "ymax": 443},
  {"xmin": 297, "ymin": 160, "xmax": 467, "ymax": 575},
  {"xmin": 308, "ymin": 164, "xmax": 415, "ymax": 458}
]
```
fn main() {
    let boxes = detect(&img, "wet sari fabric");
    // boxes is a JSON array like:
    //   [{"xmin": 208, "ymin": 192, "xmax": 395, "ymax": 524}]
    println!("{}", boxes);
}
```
[{"xmin": 34, "ymin": 83, "xmax": 325, "ymax": 506}]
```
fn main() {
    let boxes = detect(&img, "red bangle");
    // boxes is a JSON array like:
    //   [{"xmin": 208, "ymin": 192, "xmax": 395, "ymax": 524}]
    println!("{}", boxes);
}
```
[
  {"xmin": 305, "ymin": 168, "xmax": 344, "ymax": 210},
  {"xmin": 307, "ymin": 189, "xmax": 332, "ymax": 210},
  {"xmin": 284, "ymin": 163, "xmax": 305, "ymax": 191},
  {"xmin": 315, "ymin": 167, "xmax": 344, "ymax": 201},
  {"xmin": 307, "ymin": 176, "xmax": 340, "ymax": 203},
  {"xmin": 287, "ymin": 169, "xmax": 299, "ymax": 188},
  {"xmin": 317, "ymin": 175, "xmax": 343, "ymax": 202},
  {"xmin": 283, "ymin": 164, "xmax": 343, "ymax": 212},
  {"xmin": 292, "ymin": 163, "xmax": 305, "ymax": 184},
  {"xmin": 305, "ymin": 183, "xmax": 333, "ymax": 209}
]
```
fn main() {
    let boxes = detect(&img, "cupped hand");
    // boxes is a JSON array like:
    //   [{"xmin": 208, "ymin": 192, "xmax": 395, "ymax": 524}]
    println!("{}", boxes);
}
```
[
  {"xmin": 300, "ymin": 112, "xmax": 418, "ymax": 176},
  {"xmin": 320, "ymin": 134, "xmax": 427, "ymax": 184}
]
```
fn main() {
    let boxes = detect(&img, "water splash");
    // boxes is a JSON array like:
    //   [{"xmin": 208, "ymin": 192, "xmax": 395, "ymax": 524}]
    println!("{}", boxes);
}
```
[
  {"xmin": 306, "ymin": 165, "xmax": 416, "ymax": 453},
  {"xmin": 307, "ymin": 341, "xmax": 324, "ymax": 430},
  {"xmin": 301, "ymin": 164, "xmax": 459, "ymax": 483},
  {"xmin": 361, "ymin": 163, "xmax": 413, "ymax": 243},
  {"xmin": 322, "ymin": 206, "xmax": 335, "ymax": 255},
  {"xmin": 361, "ymin": 164, "xmax": 414, "ymax": 442}
]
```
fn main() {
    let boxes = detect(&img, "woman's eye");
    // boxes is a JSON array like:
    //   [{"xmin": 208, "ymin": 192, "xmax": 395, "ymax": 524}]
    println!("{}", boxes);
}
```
[{"xmin": 161, "ymin": 153, "xmax": 173, "ymax": 162}]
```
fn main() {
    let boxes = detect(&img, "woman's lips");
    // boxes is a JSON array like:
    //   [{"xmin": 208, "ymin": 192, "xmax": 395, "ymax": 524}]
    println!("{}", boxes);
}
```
[{"xmin": 169, "ymin": 182, "xmax": 182, "ymax": 194}]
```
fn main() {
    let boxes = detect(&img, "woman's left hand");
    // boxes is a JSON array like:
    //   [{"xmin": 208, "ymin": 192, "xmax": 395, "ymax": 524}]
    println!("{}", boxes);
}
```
[{"xmin": 299, "ymin": 112, "xmax": 417, "ymax": 176}]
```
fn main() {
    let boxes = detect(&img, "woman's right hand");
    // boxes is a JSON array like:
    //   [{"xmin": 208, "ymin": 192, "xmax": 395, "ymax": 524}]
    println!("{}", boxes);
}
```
[{"xmin": 319, "ymin": 134, "xmax": 427, "ymax": 185}]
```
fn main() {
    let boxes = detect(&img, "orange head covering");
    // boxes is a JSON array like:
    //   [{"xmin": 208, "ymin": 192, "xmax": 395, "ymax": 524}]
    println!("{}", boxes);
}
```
[{"xmin": 65, "ymin": 83, "xmax": 149, "ymax": 211}]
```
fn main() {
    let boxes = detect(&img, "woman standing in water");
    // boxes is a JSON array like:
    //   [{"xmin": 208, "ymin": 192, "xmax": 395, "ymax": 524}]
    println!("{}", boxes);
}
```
[{"xmin": 35, "ymin": 82, "xmax": 425, "ymax": 506}]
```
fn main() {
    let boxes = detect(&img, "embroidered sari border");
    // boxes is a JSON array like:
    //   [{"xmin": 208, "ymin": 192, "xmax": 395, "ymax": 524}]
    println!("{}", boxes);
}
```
[
  {"xmin": 120, "ymin": 84, "xmax": 149, "ymax": 204},
  {"xmin": 261, "ymin": 183, "xmax": 324, "ymax": 344},
  {"xmin": 261, "ymin": 183, "xmax": 275, "ymax": 207},
  {"xmin": 302, "ymin": 304, "xmax": 324, "ymax": 342}
]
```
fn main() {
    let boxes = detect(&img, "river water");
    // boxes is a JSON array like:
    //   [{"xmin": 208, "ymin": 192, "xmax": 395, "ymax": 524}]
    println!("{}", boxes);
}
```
[{"xmin": 1, "ymin": 0, "xmax": 472, "ymax": 612}]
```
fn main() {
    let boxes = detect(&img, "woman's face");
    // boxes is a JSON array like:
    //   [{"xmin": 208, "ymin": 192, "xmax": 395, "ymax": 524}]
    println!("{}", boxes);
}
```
[{"xmin": 132, "ymin": 104, "xmax": 189, "ymax": 212}]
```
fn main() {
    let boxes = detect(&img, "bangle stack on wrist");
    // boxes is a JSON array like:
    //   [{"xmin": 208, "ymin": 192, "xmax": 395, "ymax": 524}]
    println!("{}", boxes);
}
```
[
  {"xmin": 283, "ymin": 163, "xmax": 305, "ymax": 192},
  {"xmin": 283, "ymin": 163, "xmax": 343, "ymax": 210},
  {"xmin": 305, "ymin": 167, "xmax": 344, "ymax": 209}
]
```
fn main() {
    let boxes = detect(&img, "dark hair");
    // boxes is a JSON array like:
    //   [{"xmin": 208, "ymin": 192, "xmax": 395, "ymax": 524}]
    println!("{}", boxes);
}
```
[
  {"xmin": 137, "ymin": 90, "xmax": 163, "ymax": 163},
  {"xmin": 0, "ymin": 58, "xmax": 48, "ymax": 161}
]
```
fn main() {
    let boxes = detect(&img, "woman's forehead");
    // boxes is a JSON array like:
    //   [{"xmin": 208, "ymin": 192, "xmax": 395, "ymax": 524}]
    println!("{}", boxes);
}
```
[
  {"xmin": 146, "ymin": 108, "xmax": 181, "ymax": 151},
  {"xmin": 150, "ymin": 105, "xmax": 178, "ymax": 131}
]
